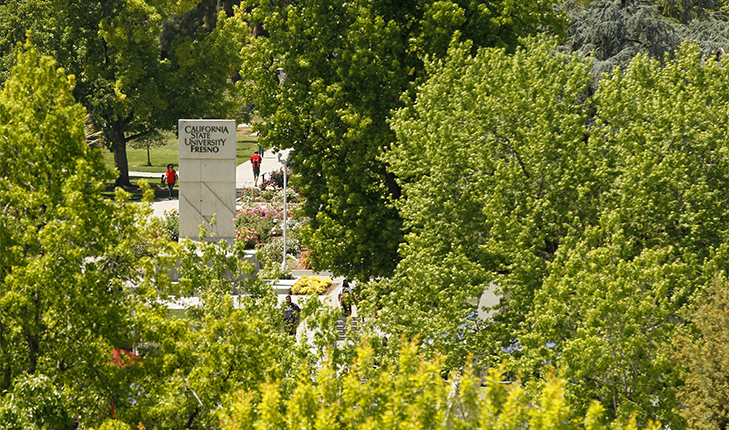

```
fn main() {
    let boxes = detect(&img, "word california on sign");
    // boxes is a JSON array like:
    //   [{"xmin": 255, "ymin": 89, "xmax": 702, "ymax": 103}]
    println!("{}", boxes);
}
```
[{"xmin": 178, "ymin": 119, "xmax": 236, "ymax": 159}]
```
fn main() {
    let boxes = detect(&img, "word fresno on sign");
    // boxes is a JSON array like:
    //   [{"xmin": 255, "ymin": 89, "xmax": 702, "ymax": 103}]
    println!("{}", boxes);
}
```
[{"xmin": 178, "ymin": 119, "xmax": 236, "ymax": 159}]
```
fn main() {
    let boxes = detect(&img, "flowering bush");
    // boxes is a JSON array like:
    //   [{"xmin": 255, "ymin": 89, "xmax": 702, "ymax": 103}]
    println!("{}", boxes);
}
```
[
  {"xmin": 237, "ymin": 187, "xmax": 264, "ymax": 204},
  {"xmin": 235, "ymin": 226, "xmax": 261, "ymax": 249},
  {"xmin": 298, "ymin": 250, "xmax": 312, "ymax": 270},
  {"xmin": 260, "ymin": 167, "xmax": 289, "ymax": 190},
  {"xmin": 235, "ymin": 205, "xmax": 283, "ymax": 242},
  {"xmin": 160, "ymin": 208, "xmax": 179, "ymax": 241},
  {"xmin": 256, "ymin": 236, "xmax": 301, "ymax": 268},
  {"xmin": 269, "ymin": 186, "xmax": 300, "ymax": 205}
]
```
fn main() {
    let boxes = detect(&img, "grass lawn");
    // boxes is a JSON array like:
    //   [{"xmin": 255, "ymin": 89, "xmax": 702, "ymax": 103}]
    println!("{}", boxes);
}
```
[
  {"xmin": 101, "ymin": 124, "xmax": 262, "ymax": 200},
  {"xmin": 102, "ymin": 124, "xmax": 261, "ymax": 174}
]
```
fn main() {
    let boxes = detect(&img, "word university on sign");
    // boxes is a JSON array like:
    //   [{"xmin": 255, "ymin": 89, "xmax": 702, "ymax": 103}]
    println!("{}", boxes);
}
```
[{"xmin": 178, "ymin": 119, "xmax": 237, "ymax": 243}]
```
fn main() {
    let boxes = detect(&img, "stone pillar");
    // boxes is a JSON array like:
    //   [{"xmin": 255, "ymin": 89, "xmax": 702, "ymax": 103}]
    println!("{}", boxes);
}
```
[{"xmin": 178, "ymin": 119, "xmax": 237, "ymax": 242}]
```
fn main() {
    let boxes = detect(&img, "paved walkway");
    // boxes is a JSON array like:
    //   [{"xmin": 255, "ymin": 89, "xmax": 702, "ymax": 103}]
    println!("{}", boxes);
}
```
[
  {"xmin": 130, "ymin": 148, "xmax": 292, "ymax": 219},
  {"xmin": 129, "ymin": 148, "xmax": 342, "ymax": 309}
]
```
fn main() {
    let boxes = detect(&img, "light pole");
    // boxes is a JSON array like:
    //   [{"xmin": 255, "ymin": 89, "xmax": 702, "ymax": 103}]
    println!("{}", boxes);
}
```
[{"xmin": 277, "ymin": 151, "xmax": 289, "ymax": 269}]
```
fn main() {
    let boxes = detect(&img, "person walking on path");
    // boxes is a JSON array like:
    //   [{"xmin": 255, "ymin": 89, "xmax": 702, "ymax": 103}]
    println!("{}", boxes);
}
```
[
  {"xmin": 338, "ymin": 279, "xmax": 356, "ymax": 325},
  {"xmin": 250, "ymin": 150, "xmax": 262, "ymax": 187},
  {"xmin": 283, "ymin": 295, "xmax": 301, "ymax": 335},
  {"xmin": 164, "ymin": 164, "xmax": 178, "ymax": 200}
]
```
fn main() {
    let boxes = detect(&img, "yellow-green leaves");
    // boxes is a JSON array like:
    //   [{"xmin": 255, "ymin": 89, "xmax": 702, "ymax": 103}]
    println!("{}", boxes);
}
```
[
  {"xmin": 220, "ymin": 343, "xmax": 662, "ymax": 430},
  {"xmin": 381, "ymin": 37, "xmax": 592, "ymax": 370}
]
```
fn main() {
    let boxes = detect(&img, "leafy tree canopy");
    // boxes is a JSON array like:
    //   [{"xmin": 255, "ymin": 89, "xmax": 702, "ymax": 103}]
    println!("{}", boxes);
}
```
[
  {"xmin": 373, "ymin": 37, "xmax": 729, "ymax": 425},
  {"xmin": 375, "ymin": 37, "xmax": 593, "ymax": 370},
  {"xmin": 238, "ymin": 0, "xmax": 567, "ymax": 281},
  {"xmin": 220, "ymin": 341, "xmax": 662, "ymax": 430},
  {"xmin": 0, "ymin": 0, "xmax": 248, "ymax": 186},
  {"xmin": 674, "ymin": 275, "xmax": 729, "ymax": 430},
  {"xmin": 561, "ymin": 0, "xmax": 729, "ymax": 82},
  {"xmin": 0, "ymin": 43, "xmax": 162, "ymax": 426}
]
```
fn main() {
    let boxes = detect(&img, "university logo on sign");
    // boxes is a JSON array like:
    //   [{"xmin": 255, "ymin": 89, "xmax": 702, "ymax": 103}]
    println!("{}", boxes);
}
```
[{"xmin": 178, "ymin": 119, "xmax": 236, "ymax": 159}]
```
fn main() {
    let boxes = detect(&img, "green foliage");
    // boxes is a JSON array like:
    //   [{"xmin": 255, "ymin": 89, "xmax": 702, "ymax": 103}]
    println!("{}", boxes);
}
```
[
  {"xmin": 561, "ymin": 0, "xmax": 729, "ymax": 82},
  {"xmin": 654, "ymin": 0, "xmax": 721, "ymax": 23},
  {"xmin": 1, "ymin": 0, "xmax": 248, "ymax": 185},
  {"xmin": 291, "ymin": 276, "xmax": 331, "ymax": 295},
  {"xmin": 376, "ymin": 37, "xmax": 593, "ymax": 370},
  {"xmin": 115, "ymin": 238, "xmax": 311, "ymax": 428},
  {"xmin": 519, "ymin": 46, "xmax": 729, "ymax": 424},
  {"xmin": 0, "ymin": 374, "xmax": 72, "ymax": 430},
  {"xmin": 674, "ymin": 275, "xmax": 729, "ymax": 430},
  {"xmin": 0, "ymin": 0, "xmax": 54, "ymax": 83},
  {"xmin": 219, "ymin": 342, "xmax": 661, "ymax": 430},
  {"xmin": 0, "ymin": 44, "xmax": 171, "ymax": 427},
  {"xmin": 127, "ymin": 129, "xmax": 168, "ymax": 167},
  {"xmin": 374, "ymin": 36, "xmax": 729, "ymax": 425},
  {"xmin": 238, "ymin": 0, "xmax": 566, "ymax": 281},
  {"xmin": 97, "ymin": 419, "xmax": 133, "ymax": 430},
  {"xmin": 522, "ymin": 238, "xmax": 690, "ymax": 426},
  {"xmin": 564, "ymin": 0, "xmax": 680, "ymax": 82},
  {"xmin": 260, "ymin": 262, "xmax": 295, "ymax": 281},
  {"xmin": 148, "ymin": 208, "xmax": 180, "ymax": 242}
]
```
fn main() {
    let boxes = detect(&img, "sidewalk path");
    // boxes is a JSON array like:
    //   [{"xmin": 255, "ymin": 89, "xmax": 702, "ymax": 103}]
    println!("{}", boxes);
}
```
[{"xmin": 130, "ymin": 148, "xmax": 292, "ymax": 218}]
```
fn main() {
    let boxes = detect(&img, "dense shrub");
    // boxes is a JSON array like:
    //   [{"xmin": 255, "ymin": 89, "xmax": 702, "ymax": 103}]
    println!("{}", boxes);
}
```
[
  {"xmin": 235, "ymin": 205, "xmax": 282, "ymax": 242},
  {"xmin": 162, "ymin": 208, "xmax": 179, "ymax": 241},
  {"xmin": 256, "ymin": 236, "xmax": 301, "ymax": 267},
  {"xmin": 291, "ymin": 276, "xmax": 331, "ymax": 295},
  {"xmin": 235, "ymin": 226, "xmax": 261, "ymax": 249}
]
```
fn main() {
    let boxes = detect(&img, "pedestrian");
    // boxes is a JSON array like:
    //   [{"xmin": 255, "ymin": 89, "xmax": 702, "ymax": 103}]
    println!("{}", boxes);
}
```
[
  {"xmin": 283, "ymin": 295, "xmax": 301, "ymax": 335},
  {"xmin": 250, "ymin": 150, "xmax": 262, "ymax": 187},
  {"xmin": 164, "ymin": 164, "xmax": 178, "ymax": 200},
  {"xmin": 338, "ymin": 279, "xmax": 355, "ymax": 321}
]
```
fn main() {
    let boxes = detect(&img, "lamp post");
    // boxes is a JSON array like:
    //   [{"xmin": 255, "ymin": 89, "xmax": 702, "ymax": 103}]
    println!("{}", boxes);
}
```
[{"xmin": 277, "ymin": 151, "xmax": 289, "ymax": 269}]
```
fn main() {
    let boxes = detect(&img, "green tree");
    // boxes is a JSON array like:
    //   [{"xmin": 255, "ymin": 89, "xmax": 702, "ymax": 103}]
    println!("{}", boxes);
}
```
[
  {"xmin": 0, "ymin": 0, "xmax": 247, "ymax": 186},
  {"xmin": 374, "ymin": 37, "xmax": 729, "ymax": 425},
  {"xmin": 112, "ymin": 235, "xmax": 320, "ymax": 428},
  {"xmin": 562, "ymin": 0, "xmax": 681, "ymax": 81},
  {"xmin": 373, "ymin": 37, "xmax": 593, "ymax": 370},
  {"xmin": 561, "ymin": 0, "xmax": 729, "ymax": 82},
  {"xmin": 522, "ymin": 43, "xmax": 729, "ymax": 424},
  {"xmin": 219, "ymin": 341, "xmax": 660, "ymax": 430},
  {"xmin": 0, "ymin": 0, "xmax": 54, "ymax": 83},
  {"xmin": 0, "ymin": 44, "xmax": 163, "ymax": 425},
  {"xmin": 521, "ymin": 235, "xmax": 692, "ymax": 427},
  {"xmin": 128, "ymin": 130, "xmax": 168, "ymax": 167},
  {"xmin": 238, "ymin": 0, "xmax": 567, "ymax": 281},
  {"xmin": 674, "ymin": 275, "xmax": 729, "ymax": 430}
]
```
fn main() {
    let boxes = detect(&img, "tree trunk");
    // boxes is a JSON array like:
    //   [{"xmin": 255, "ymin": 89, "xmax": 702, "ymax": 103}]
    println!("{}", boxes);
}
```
[{"xmin": 112, "ymin": 119, "xmax": 131, "ymax": 187}]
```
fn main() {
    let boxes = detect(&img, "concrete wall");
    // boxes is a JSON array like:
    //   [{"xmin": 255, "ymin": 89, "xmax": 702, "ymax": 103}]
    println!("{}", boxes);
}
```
[{"xmin": 178, "ymin": 119, "xmax": 237, "ymax": 242}]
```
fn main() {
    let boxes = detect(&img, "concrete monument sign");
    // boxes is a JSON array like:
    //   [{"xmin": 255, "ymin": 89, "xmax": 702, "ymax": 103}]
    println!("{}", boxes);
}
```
[{"xmin": 178, "ymin": 119, "xmax": 237, "ymax": 242}]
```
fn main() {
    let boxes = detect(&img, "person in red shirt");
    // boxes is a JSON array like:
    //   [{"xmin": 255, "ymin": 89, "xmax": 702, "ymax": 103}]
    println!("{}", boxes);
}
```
[
  {"xmin": 164, "ymin": 164, "xmax": 178, "ymax": 200},
  {"xmin": 250, "ymin": 150, "xmax": 262, "ymax": 186}
]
